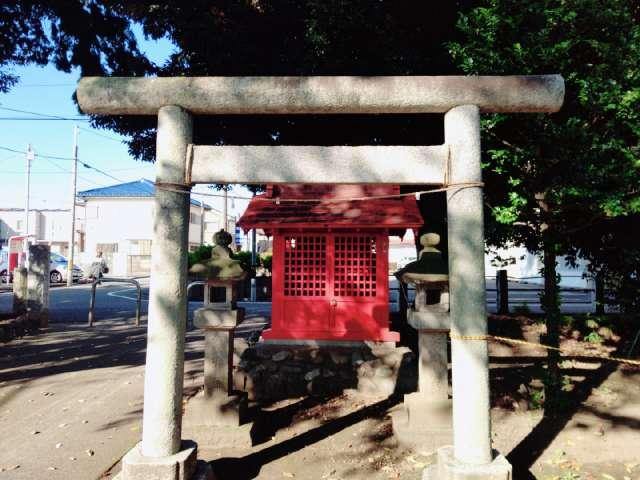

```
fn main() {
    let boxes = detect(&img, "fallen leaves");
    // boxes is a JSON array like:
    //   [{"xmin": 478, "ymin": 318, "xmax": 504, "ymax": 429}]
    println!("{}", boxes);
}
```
[{"xmin": 0, "ymin": 465, "xmax": 20, "ymax": 472}]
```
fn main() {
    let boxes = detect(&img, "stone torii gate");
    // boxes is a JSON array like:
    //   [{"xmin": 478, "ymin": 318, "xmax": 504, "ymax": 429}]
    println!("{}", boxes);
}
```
[{"xmin": 77, "ymin": 75, "xmax": 564, "ymax": 480}]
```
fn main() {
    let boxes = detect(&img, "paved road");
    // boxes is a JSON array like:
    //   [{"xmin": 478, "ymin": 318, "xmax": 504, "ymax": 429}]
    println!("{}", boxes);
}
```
[
  {"xmin": 0, "ymin": 281, "xmax": 270, "ymax": 480},
  {"xmin": 1, "ymin": 277, "xmax": 595, "ymax": 322},
  {"xmin": 0, "ymin": 280, "xmax": 272, "ymax": 332},
  {"xmin": 0, "ymin": 322, "xmax": 206, "ymax": 480}
]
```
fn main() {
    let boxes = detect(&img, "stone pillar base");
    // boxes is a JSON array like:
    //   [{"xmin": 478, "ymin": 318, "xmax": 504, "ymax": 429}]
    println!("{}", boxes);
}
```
[
  {"xmin": 423, "ymin": 446, "xmax": 512, "ymax": 480},
  {"xmin": 182, "ymin": 392, "xmax": 253, "ymax": 449},
  {"xmin": 391, "ymin": 396, "xmax": 452, "ymax": 453},
  {"xmin": 114, "ymin": 441, "xmax": 198, "ymax": 480}
]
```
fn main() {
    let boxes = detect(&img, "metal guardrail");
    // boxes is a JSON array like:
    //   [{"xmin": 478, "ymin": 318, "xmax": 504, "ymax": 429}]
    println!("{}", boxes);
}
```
[
  {"xmin": 186, "ymin": 281, "xmax": 206, "ymax": 329},
  {"xmin": 88, "ymin": 277, "xmax": 142, "ymax": 327}
]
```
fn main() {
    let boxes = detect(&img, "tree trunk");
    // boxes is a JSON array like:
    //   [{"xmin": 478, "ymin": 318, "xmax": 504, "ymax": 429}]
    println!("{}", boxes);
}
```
[
  {"xmin": 541, "ymin": 238, "xmax": 563, "ymax": 415},
  {"xmin": 536, "ymin": 191, "xmax": 564, "ymax": 415}
]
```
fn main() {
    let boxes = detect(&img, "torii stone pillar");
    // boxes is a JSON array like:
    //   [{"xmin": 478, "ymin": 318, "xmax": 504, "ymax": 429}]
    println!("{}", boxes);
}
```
[
  {"xmin": 422, "ymin": 105, "xmax": 511, "ymax": 479},
  {"xmin": 117, "ymin": 105, "xmax": 199, "ymax": 480}
]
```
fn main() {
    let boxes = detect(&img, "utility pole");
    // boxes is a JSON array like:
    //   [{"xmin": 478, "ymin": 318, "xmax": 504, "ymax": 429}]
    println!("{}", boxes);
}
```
[
  {"xmin": 67, "ymin": 125, "xmax": 79, "ymax": 286},
  {"xmin": 23, "ymin": 145, "xmax": 34, "ymax": 268},
  {"xmin": 222, "ymin": 187, "xmax": 228, "ymax": 231},
  {"xmin": 200, "ymin": 203, "xmax": 205, "ymax": 245}
]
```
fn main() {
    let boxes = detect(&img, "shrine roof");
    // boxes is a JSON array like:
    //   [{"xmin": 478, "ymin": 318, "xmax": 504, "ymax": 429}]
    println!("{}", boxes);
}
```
[{"xmin": 238, "ymin": 184, "xmax": 423, "ymax": 234}]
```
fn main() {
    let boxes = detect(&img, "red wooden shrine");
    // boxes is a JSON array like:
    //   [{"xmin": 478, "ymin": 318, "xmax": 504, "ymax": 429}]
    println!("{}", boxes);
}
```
[{"xmin": 238, "ymin": 184, "xmax": 423, "ymax": 342}]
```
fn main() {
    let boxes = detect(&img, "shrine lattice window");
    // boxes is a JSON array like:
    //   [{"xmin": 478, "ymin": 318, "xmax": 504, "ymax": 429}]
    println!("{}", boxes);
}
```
[
  {"xmin": 284, "ymin": 234, "xmax": 327, "ymax": 297},
  {"xmin": 334, "ymin": 235, "xmax": 377, "ymax": 297}
]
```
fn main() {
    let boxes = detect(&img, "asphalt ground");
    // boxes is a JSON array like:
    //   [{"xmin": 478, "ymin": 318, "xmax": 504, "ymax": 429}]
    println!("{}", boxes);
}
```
[
  {"xmin": 0, "ymin": 321, "xmax": 205, "ymax": 479},
  {"xmin": 0, "ymin": 286, "xmax": 270, "ymax": 480},
  {"xmin": 0, "ymin": 278, "xmax": 594, "ymax": 321}
]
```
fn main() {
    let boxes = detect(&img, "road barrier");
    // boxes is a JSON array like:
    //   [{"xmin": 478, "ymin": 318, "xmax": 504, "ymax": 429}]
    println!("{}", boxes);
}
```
[{"xmin": 88, "ymin": 277, "xmax": 142, "ymax": 327}]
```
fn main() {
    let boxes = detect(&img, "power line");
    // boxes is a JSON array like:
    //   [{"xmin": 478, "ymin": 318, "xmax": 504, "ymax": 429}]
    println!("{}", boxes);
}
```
[
  {"xmin": 79, "ymin": 161, "xmax": 124, "ymax": 183},
  {"xmin": 17, "ymin": 83, "xmax": 76, "ymax": 87},
  {"xmin": 0, "ymin": 170, "xmax": 72, "ymax": 174},
  {"xmin": 0, "ymin": 145, "xmax": 116, "ymax": 186},
  {"xmin": 0, "ymin": 145, "xmax": 75, "ymax": 161},
  {"xmin": 0, "ymin": 106, "xmax": 86, "ymax": 120},
  {"xmin": 77, "ymin": 126, "xmax": 125, "ymax": 143},
  {"xmin": 41, "ymin": 157, "xmax": 106, "ymax": 187},
  {"xmin": 0, "ymin": 117, "xmax": 91, "ymax": 121}
]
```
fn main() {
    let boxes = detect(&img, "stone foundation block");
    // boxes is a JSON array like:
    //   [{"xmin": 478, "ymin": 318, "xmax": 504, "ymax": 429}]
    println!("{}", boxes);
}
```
[
  {"xmin": 185, "ymin": 392, "xmax": 248, "ymax": 427},
  {"xmin": 117, "ymin": 441, "xmax": 198, "ymax": 480},
  {"xmin": 391, "ymin": 397, "xmax": 452, "ymax": 453},
  {"xmin": 423, "ymin": 446, "xmax": 512, "ymax": 480},
  {"xmin": 182, "ymin": 392, "xmax": 252, "ymax": 449}
]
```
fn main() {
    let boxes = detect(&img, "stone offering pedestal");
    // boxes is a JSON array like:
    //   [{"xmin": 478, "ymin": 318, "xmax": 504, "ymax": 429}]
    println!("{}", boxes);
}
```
[
  {"xmin": 182, "ymin": 306, "xmax": 252, "ymax": 448},
  {"xmin": 183, "ymin": 229, "xmax": 251, "ymax": 449},
  {"xmin": 27, "ymin": 244, "xmax": 50, "ymax": 328},
  {"xmin": 392, "ymin": 280, "xmax": 453, "ymax": 452}
]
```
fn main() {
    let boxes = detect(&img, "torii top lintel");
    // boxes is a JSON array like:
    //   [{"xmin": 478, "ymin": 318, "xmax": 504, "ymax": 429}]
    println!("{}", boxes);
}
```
[{"xmin": 76, "ymin": 75, "xmax": 564, "ymax": 116}]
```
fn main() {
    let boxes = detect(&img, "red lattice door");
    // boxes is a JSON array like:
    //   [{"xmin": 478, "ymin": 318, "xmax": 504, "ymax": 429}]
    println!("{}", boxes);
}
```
[
  {"xmin": 331, "ymin": 233, "xmax": 396, "ymax": 341},
  {"xmin": 267, "ymin": 231, "xmax": 397, "ymax": 341},
  {"xmin": 269, "ymin": 233, "xmax": 332, "ymax": 338}
]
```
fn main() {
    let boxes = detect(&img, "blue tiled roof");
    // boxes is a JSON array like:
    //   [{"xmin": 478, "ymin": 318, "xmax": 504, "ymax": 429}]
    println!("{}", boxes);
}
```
[{"xmin": 78, "ymin": 179, "xmax": 210, "ymax": 209}]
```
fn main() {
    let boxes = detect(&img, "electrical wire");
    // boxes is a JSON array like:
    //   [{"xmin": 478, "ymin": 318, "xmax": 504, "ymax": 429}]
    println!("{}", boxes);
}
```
[
  {"xmin": 0, "ymin": 144, "xmax": 125, "ymax": 183},
  {"xmin": 0, "ymin": 170, "xmax": 72, "ymax": 174},
  {"xmin": 39, "ymin": 157, "xmax": 105, "ymax": 187},
  {"xmin": 79, "ymin": 161, "xmax": 124, "ymax": 183},
  {"xmin": 0, "ymin": 145, "xmax": 75, "ymax": 161},
  {"xmin": 16, "ymin": 83, "xmax": 76, "ymax": 87},
  {"xmin": 77, "ymin": 126, "xmax": 125, "ymax": 143},
  {"xmin": 0, "ymin": 106, "xmax": 86, "ymax": 120},
  {"xmin": 0, "ymin": 117, "xmax": 91, "ymax": 121}
]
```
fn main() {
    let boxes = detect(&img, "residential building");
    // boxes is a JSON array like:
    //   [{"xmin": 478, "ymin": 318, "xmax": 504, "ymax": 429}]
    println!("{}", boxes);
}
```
[
  {"xmin": 77, "ymin": 179, "xmax": 233, "ymax": 276},
  {"xmin": 0, "ymin": 208, "xmax": 83, "ymax": 255}
]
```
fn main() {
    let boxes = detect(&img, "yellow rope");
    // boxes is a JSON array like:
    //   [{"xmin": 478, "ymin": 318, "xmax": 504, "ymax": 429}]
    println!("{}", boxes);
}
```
[{"xmin": 449, "ymin": 333, "xmax": 640, "ymax": 366}]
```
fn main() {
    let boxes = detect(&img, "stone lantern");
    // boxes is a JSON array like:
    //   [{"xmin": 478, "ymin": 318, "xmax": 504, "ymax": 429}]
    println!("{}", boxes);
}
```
[
  {"xmin": 183, "ymin": 230, "xmax": 248, "ymax": 443},
  {"xmin": 392, "ymin": 232, "xmax": 452, "ymax": 451}
]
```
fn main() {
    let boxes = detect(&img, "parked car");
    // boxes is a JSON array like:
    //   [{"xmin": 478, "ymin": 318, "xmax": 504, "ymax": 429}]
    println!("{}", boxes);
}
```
[
  {"xmin": 49, "ymin": 252, "xmax": 83, "ymax": 284},
  {"xmin": 0, "ymin": 249, "xmax": 83, "ymax": 284}
]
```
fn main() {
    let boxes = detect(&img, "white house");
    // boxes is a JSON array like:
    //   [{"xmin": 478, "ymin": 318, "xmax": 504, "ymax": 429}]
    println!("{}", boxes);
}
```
[
  {"xmin": 0, "ymin": 207, "xmax": 83, "ymax": 256},
  {"xmin": 77, "ymin": 179, "xmax": 234, "ymax": 276}
]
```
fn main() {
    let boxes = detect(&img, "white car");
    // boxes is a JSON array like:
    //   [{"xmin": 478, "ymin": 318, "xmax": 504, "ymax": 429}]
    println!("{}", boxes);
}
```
[{"xmin": 49, "ymin": 252, "xmax": 84, "ymax": 284}]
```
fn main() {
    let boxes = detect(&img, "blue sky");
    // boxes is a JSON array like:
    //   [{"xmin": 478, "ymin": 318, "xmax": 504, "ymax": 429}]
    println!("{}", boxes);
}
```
[{"xmin": 0, "ymin": 26, "xmax": 250, "ymax": 218}]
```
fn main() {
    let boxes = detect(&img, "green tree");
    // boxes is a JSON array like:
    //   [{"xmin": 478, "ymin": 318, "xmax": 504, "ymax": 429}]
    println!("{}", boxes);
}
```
[
  {"xmin": 89, "ymin": 0, "xmax": 467, "ymax": 159},
  {"xmin": 449, "ymin": 0, "xmax": 640, "ymax": 413},
  {"xmin": 0, "ymin": 1, "xmax": 152, "ymax": 92}
]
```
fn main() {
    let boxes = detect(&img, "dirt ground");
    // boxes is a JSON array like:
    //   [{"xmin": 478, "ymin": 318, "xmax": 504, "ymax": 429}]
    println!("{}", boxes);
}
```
[
  {"xmin": 161, "ymin": 317, "xmax": 640, "ymax": 480},
  {"xmin": 188, "ymin": 366, "xmax": 640, "ymax": 480},
  {"xmin": 189, "ymin": 316, "xmax": 640, "ymax": 480}
]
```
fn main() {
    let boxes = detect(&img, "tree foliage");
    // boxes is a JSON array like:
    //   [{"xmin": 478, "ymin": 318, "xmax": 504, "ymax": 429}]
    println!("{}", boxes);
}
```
[
  {"xmin": 449, "ymin": 0, "xmax": 639, "ymax": 253},
  {"xmin": 449, "ymin": 0, "xmax": 640, "ymax": 412},
  {"xmin": 90, "ymin": 1, "xmax": 468, "ymax": 160},
  {"xmin": 0, "ymin": 1, "xmax": 152, "ymax": 92}
]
